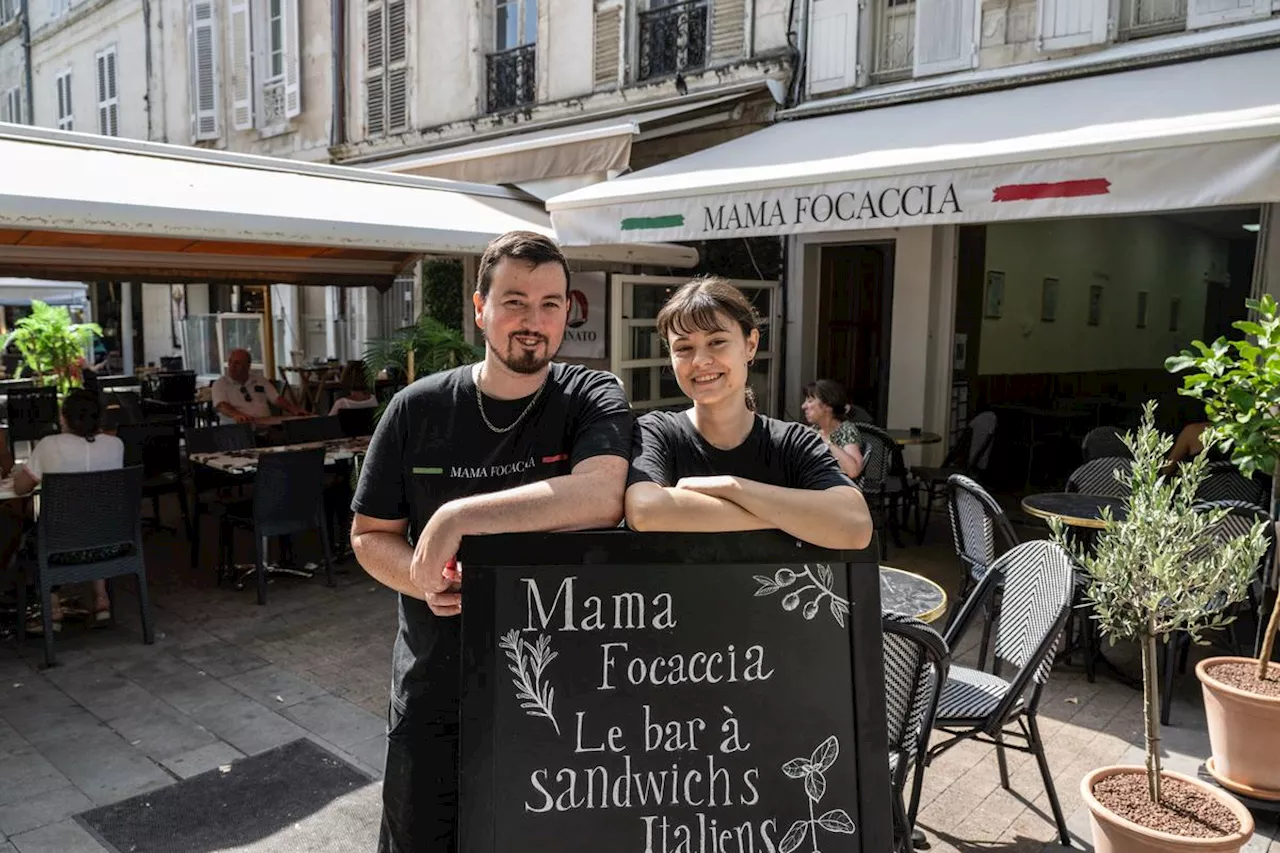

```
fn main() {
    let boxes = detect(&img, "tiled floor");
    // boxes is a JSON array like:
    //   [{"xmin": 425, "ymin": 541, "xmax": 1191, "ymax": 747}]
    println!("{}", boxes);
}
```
[{"xmin": 0, "ymin": 508, "xmax": 1277, "ymax": 852}]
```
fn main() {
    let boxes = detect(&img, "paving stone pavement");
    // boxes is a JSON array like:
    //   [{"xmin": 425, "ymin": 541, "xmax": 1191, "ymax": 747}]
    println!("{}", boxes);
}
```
[{"xmin": 0, "ymin": 509, "xmax": 1277, "ymax": 852}]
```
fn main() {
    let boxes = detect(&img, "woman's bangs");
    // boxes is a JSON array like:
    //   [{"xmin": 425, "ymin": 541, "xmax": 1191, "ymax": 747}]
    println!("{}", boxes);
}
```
[{"xmin": 662, "ymin": 293, "xmax": 729, "ymax": 339}]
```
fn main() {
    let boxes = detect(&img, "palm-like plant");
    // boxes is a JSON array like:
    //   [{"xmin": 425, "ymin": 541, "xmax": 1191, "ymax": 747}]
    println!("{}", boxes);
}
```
[
  {"xmin": 362, "ymin": 314, "xmax": 481, "ymax": 390},
  {"xmin": 4, "ymin": 300, "xmax": 103, "ymax": 396}
]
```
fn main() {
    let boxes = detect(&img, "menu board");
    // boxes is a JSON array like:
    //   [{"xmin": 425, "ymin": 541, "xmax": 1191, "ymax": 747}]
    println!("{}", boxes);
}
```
[{"xmin": 460, "ymin": 531, "xmax": 890, "ymax": 853}]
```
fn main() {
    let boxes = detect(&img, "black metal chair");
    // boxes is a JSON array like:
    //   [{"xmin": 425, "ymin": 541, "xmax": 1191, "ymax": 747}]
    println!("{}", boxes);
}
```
[
  {"xmin": 912, "ymin": 412, "xmax": 997, "ymax": 543},
  {"xmin": 857, "ymin": 423, "xmax": 911, "ymax": 559},
  {"xmin": 218, "ymin": 448, "xmax": 334, "ymax": 605},
  {"xmin": 337, "ymin": 406, "xmax": 376, "ymax": 438},
  {"xmin": 105, "ymin": 390, "xmax": 148, "ymax": 426},
  {"xmin": 1065, "ymin": 456, "xmax": 1131, "ymax": 498},
  {"xmin": 929, "ymin": 540, "xmax": 1076, "ymax": 847},
  {"xmin": 946, "ymin": 474, "xmax": 1019, "ymax": 670},
  {"xmin": 17, "ymin": 466, "xmax": 154, "ymax": 667},
  {"xmin": 882, "ymin": 613, "xmax": 949, "ymax": 853},
  {"xmin": 118, "ymin": 423, "xmax": 193, "ymax": 541},
  {"xmin": 187, "ymin": 423, "xmax": 256, "ymax": 569},
  {"xmin": 1081, "ymin": 426, "xmax": 1131, "ymax": 462},
  {"xmin": 5, "ymin": 386, "xmax": 59, "ymax": 457},
  {"xmin": 281, "ymin": 415, "xmax": 344, "ymax": 445}
]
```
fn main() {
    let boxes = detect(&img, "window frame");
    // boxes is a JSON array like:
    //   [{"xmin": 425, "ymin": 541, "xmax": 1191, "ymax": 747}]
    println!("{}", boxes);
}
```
[
  {"xmin": 493, "ymin": 0, "xmax": 537, "ymax": 52},
  {"xmin": 55, "ymin": 68, "xmax": 73, "ymax": 131}
]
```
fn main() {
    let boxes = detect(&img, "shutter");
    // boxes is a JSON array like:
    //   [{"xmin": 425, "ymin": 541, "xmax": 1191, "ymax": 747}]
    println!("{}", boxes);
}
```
[
  {"xmin": 95, "ymin": 52, "xmax": 108, "ymax": 134},
  {"xmin": 229, "ymin": 0, "xmax": 253, "ymax": 129},
  {"xmin": 283, "ymin": 0, "xmax": 301, "ymax": 117},
  {"xmin": 56, "ymin": 76, "xmax": 66, "ymax": 123},
  {"xmin": 592, "ymin": 4, "xmax": 622, "ymax": 89},
  {"xmin": 386, "ymin": 0, "xmax": 407, "ymax": 129},
  {"xmin": 366, "ymin": 0, "xmax": 385, "ymax": 136},
  {"xmin": 914, "ymin": 0, "xmax": 978, "ymax": 77},
  {"xmin": 709, "ymin": 0, "xmax": 746, "ymax": 62},
  {"xmin": 366, "ymin": 2, "xmax": 384, "ymax": 70},
  {"xmin": 0, "ymin": 90, "xmax": 8, "ymax": 123},
  {"xmin": 366, "ymin": 75, "xmax": 385, "ymax": 136},
  {"xmin": 1036, "ymin": 0, "xmax": 1109, "ymax": 51},
  {"xmin": 387, "ymin": 0, "xmax": 405, "ymax": 64},
  {"xmin": 189, "ymin": 0, "xmax": 222, "ymax": 140},
  {"xmin": 387, "ymin": 66, "xmax": 407, "ymax": 131},
  {"xmin": 806, "ymin": 0, "xmax": 859, "ymax": 95},
  {"xmin": 1186, "ymin": 0, "xmax": 1268, "ymax": 27}
]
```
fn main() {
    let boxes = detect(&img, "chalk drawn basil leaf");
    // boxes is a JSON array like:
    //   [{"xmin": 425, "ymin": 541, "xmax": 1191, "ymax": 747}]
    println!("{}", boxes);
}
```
[
  {"xmin": 818, "ymin": 563, "xmax": 834, "ymax": 589},
  {"xmin": 811, "ymin": 735, "xmax": 840, "ymax": 772},
  {"xmin": 805, "ymin": 768, "xmax": 827, "ymax": 803},
  {"xmin": 818, "ymin": 809, "xmax": 856, "ymax": 834},
  {"xmin": 782, "ymin": 758, "xmax": 810, "ymax": 779},
  {"xmin": 780, "ymin": 820, "xmax": 809, "ymax": 853},
  {"xmin": 829, "ymin": 599, "xmax": 847, "ymax": 628}
]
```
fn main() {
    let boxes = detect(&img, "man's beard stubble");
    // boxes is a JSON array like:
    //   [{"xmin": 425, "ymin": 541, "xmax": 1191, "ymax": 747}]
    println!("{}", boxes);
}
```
[{"xmin": 487, "ymin": 329, "xmax": 558, "ymax": 375}]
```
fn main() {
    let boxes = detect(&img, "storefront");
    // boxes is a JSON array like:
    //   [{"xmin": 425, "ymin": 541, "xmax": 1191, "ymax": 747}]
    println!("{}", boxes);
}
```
[{"xmin": 547, "ymin": 48, "xmax": 1280, "ymax": 465}]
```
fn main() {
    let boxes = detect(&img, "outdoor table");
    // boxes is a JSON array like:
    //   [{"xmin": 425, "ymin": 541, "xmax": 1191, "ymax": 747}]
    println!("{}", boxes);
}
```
[
  {"xmin": 880, "ymin": 566, "xmax": 947, "ymax": 623},
  {"xmin": 189, "ymin": 436, "xmax": 370, "ymax": 475},
  {"xmin": 281, "ymin": 365, "xmax": 342, "ymax": 413},
  {"xmin": 885, "ymin": 429, "xmax": 942, "ymax": 446},
  {"xmin": 457, "ymin": 529, "xmax": 892, "ymax": 853},
  {"xmin": 1021, "ymin": 493, "xmax": 1126, "ymax": 529}
]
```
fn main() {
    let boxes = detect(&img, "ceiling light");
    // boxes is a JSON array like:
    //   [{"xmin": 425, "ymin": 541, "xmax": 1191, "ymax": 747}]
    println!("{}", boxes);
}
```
[{"xmin": 1243, "ymin": 223, "xmax": 1261, "ymax": 233}]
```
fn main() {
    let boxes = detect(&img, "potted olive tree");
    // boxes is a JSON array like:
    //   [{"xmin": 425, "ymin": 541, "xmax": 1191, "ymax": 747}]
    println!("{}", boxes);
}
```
[
  {"xmin": 1055, "ymin": 404, "xmax": 1265, "ymax": 852},
  {"xmin": 1168, "ymin": 295, "xmax": 1280, "ymax": 799}
]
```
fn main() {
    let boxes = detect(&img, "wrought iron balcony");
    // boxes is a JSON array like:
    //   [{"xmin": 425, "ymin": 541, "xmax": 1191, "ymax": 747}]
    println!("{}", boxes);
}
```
[
  {"xmin": 638, "ymin": 0, "xmax": 708, "ymax": 82},
  {"xmin": 486, "ymin": 43, "xmax": 536, "ymax": 113}
]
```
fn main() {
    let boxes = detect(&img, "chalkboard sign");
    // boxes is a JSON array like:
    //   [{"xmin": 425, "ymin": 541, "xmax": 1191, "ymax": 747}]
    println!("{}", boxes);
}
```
[{"xmin": 459, "ymin": 530, "xmax": 890, "ymax": 853}]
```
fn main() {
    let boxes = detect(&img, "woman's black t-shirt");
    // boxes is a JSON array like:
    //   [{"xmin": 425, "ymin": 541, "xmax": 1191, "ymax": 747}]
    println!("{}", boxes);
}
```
[{"xmin": 627, "ymin": 409, "xmax": 854, "ymax": 491}]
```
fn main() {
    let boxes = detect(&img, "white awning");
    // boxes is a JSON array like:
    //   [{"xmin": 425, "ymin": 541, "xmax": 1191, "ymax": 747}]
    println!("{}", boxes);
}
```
[
  {"xmin": 548, "ymin": 49, "xmax": 1280, "ymax": 244},
  {"xmin": 365, "ymin": 91, "xmax": 760, "ymax": 187},
  {"xmin": 0, "ymin": 278, "xmax": 87, "ymax": 307},
  {"xmin": 0, "ymin": 125, "xmax": 696, "ymax": 288}
]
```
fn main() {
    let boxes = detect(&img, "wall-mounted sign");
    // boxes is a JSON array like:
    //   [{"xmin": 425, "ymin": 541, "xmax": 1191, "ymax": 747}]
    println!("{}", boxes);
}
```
[{"xmin": 560, "ymin": 272, "xmax": 607, "ymax": 360}]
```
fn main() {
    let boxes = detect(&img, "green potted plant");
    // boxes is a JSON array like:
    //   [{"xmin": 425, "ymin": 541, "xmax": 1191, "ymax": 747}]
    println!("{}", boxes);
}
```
[
  {"xmin": 1055, "ymin": 404, "xmax": 1265, "ymax": 852},
  {"xmin": 362, "ymin": 313, "xmax": 481, "ymax": 414},
  {"xmin": 1168, "ymin": 295, "xmax": 1280, "ymax": 799},
  {"xmin": 3, "ymin": 300, "xmax": 102, "ymax": 396}
]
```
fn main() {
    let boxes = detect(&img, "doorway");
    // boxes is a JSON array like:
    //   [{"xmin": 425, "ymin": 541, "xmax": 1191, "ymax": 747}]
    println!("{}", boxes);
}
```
[{"xmin": 815, "ymin": 242, "xmax": 895, "ymax": 423}]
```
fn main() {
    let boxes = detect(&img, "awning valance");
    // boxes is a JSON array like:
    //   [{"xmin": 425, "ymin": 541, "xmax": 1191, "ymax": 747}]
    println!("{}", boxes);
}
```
[
  {"xmin": 0, "ymin": 126, "xmax": 696, "ymax": 289},
  {"xmin": 0, "ymin": 278, "xmax": 87, "ymax": 307},
  {"xmin": 548, "ymin": 49, "xmax": 1280, "ymax": 244}
]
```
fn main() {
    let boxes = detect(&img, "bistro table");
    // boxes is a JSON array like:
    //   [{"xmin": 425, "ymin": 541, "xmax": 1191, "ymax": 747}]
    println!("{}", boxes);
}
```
[
  {"xmin": 880, "ymin": 566, "xmax": 947, "ymax": 623},
  {"xmin": 886, "ymin": 429, "xmax": 942, "ymax": 447},
  {"xmin": 189, "ymin": 436, "xmax": 370, "ymax": 475}
]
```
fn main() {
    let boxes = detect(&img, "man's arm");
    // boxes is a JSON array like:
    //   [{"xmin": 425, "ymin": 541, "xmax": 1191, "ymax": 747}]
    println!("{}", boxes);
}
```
[
  {"xmin": 625, "ymin": 482, "xmax": 771, "ymax": 533},
  {"xmin": 13, "ymin": 466, "xmax": 37, "ymax": 496},
  {"xmin": 350, "ymin": 513, "xmax": 428, "ymax": 599},
  {"xmin": 215, "ymin": 401, "xmax": 254, "ymax": 423},
  {"xmin": 264, "ymin": 382, "xmax": 307, "ymax": 417}
]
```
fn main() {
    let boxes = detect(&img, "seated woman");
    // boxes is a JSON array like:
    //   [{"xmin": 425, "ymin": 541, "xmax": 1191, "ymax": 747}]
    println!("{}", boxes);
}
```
[
  {"xmin": 14, "ymin": 389, "xmax": 125, "ymax": 629},
  {"xmin": 802, "ymin": 379, "xmax": 865, "ymax": 479},
  {"xmin": 625, "ymin": 277, "xmax": 873, "ymax": 550},
  {"xmin": 328, "ymin": 361, "xmax": 379, "ymax": 416}
]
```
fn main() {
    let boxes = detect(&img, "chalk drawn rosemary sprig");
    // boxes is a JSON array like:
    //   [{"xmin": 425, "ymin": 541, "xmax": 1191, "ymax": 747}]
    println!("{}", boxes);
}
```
[
  {"xmin": 779, "ymin": 735, "xmax": 857, "ymax": 853},
  {"xmin": 753, "ymin": 564, "xmax": 851, "ymax": 626},
  {"xmin": 499, "ymin": 629, "xmax": 561, "ymax": 736}
]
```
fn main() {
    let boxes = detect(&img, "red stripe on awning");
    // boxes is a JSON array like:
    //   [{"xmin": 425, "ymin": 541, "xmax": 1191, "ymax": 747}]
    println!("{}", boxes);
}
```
[{"xmin": 992, "ymin": 178, "xmax": 1111, "ymax": 202}]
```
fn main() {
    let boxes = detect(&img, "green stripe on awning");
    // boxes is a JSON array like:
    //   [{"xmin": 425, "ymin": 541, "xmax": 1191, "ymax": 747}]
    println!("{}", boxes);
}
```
[{"xmin": 621, "ymin": 214, "xmax": 684, "ymax": 231}]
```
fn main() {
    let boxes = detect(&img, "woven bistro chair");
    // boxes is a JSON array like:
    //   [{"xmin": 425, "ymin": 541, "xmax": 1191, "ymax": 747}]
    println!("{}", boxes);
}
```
[
  {"xmin": 1081, "ymin": 426, "xmax": 1131, "ymax": 462},
  {"xmin": 1065, "ymin": 456, "xmax": 1132, "ymax": 499},
  {"xmin": 857, "ymin": 423, "xmax": 911, "ymax": 559},
  {"xmin": 946, "ymin": 474, "xmax": 1019, "ymax": 670},
  {"xmin": 1195, "ymin": 461, "xmax": 1268, "ymax": 508}
]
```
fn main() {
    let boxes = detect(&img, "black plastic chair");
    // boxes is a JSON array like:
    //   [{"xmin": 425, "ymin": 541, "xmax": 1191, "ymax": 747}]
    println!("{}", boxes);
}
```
[
  {"xmin": 5, "ymin": 387, "xmax": 59, "ymax": 457},
  {"xmin": 281, "ymin": 415, "xmax": 344, "ymax": 445},
  {"xmin": 105, "ymin": 390, "xmax": 147, "ymax": 426},
  {"xmin": 337, "ymin": 406, "xmax": 376, "ymax": 437},
  {"xmin": 187, "ymin": 424, "xmax": 256, "ymax": 569},
  {"xmin": 18, "ymin": 466, "xmax": 153, "ymax": 667},
  {"xmin": 118, "ymin": 423, "xmax": 193, "ymax": 541},
  {"xmin": 218, "ymin": 448, "xmax": 334, "ymax": 605},
  {"xmin": 883, "ymin": 614, "xmax": 949, "ymax": 853}
]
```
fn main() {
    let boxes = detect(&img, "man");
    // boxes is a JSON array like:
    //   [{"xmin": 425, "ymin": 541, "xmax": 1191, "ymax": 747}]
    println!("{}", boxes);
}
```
[
  {"xmin": 350, "ymin": 231, "xmax": 632, "ymax": 853},
  {"xmin": 211, "ymin": 348, "xmax": 307, "ymax": 424}
]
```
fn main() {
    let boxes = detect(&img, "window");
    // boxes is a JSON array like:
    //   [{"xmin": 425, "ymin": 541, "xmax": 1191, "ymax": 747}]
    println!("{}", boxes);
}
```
[
  {"xmin": 486, "ymin": 0, "xmax": 535, "ymax": 112},
  {"xmin": 55, "ymin": 70, "xmax": 73, "ymax": 130},
  {"xmin": 227, "ymin": 0, "xmax": 300, "ymax": 133},
  {"xmin": 365, "ymin": 0, "xmax": 408, "ymax": 136},
  {"xmin": 95, "ymin": 46, "xmax": 118, "ymax": 136},
  {"xmin": 188, "ymin": 0, "xmax": 221, "ymax": 140},
  {"xmin": 0, "ymin": 86, "xmax": 22, "ymax": 123},
  {"xmin": 637, "ymin": 0, "xmax": 707, "ymax": 81},
  {"xmin": 0, "ymin": 0, "xmax": 17, "ymax": 25},
  {"xmin": 1118, "ymin": 0, "xmax": 1187, "ymax": 37},
  {"xmin": 871, "ymin": 0, "xmax": 914, "ymax": 81}
]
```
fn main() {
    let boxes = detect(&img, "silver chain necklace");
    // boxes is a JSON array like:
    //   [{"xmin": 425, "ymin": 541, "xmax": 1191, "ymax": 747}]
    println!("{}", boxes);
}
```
[{"xmin": 475, "ymin": 365, "xmax": 547, "ymax": 434}]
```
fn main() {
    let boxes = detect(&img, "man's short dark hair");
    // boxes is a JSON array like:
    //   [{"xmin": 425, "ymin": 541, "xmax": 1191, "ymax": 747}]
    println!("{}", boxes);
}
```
[{"xmin": 476, "ymin": 231, "xmax": 571, "ymax": 299}]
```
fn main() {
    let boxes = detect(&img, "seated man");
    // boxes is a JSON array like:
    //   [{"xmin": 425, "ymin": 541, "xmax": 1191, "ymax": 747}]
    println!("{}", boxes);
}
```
[{"xmin": 212, "ymin": 349, "xmax": 307, "ymax": 424}]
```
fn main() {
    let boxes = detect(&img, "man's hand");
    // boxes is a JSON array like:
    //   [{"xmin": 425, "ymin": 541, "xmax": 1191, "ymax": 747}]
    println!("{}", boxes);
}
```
[
  {"xmin": 410, "ymin": 505, "xmax": 463, "ymax": 617},
  {"xmin": 674, "ymin": 475, "xmax": 743, "ymax": 499}
]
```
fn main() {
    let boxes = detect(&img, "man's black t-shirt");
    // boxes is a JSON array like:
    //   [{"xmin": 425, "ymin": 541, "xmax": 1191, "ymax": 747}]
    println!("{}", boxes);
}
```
[
  {"xmin": 627, "ymin": 409, "xmax": 854, "ymax": 491},
  {"xmin": 351, "ymin": 362, "xmax": 632, "ymax": 713}
]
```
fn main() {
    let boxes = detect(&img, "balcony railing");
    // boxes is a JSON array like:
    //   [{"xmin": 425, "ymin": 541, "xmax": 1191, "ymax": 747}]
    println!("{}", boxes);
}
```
[
  {"xmin": 486, "ymin": 43, "xmax": 536, "ymax": 113},
  {"xmin": 637, "ymin": 0, "xmax": 708, "ymax": 82}
]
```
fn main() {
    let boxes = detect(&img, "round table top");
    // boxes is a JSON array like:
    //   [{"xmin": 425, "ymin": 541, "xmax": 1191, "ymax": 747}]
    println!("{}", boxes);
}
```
[
  {"xmin": 885, "ymin": 429, "xmax": 942, "ymax": 446},
  {"xmin": 880, "ymin": 566, "xmax": 947, "ymax": 624},
  {"xmin": 1022, "ymin": 493, "xmax": 1127, "ymax": 530}
]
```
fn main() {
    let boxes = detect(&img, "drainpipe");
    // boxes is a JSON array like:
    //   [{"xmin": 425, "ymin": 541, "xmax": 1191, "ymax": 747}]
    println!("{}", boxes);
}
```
[
  {"xmin": 141, "ymin": 0, "xmax": 154, "ymax": 140},
  {"xmin": 330, "ymin": 0, "xmax": 346, "ymax": 147},
  {"xmin": 18, "ymin": 0, "xmax": 32, "ymax": 123},
  {"xmin": 783, "ymin": 0, "xmax": 805, "ymax": 108}
]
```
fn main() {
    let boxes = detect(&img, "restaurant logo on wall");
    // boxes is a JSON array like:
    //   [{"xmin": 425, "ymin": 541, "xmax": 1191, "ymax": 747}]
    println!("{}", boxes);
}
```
[{"xmin": 560, "ymin": 271, "xmax": 607, "ymax": 360}]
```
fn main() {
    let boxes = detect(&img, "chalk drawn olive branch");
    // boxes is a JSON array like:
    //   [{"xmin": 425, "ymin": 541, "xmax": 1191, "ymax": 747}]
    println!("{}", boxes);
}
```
[
  {"xmin": 498, "ymin": 630, "xmax": 561, "ymax": 736},
  {"xmin": 754, "ymin": 565, "xmax": 851, "ymax": 627},
  {"xmin": 779, "ymin": 735, "xmax": 857, "ymax": 853}
]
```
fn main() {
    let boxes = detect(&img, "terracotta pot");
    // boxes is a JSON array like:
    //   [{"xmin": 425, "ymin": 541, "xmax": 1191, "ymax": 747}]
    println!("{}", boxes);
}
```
[
  {"xmin": 1197, "ymin": 656, "xmax": 1280, "ymax": 797},
  {"xmin": 1081, "ymin": 766, "xmax": 1254, "ymax": 853}
]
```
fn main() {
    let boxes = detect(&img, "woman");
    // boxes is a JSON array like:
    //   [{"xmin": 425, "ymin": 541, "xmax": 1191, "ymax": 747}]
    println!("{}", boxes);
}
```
[
  {"xmin": 625, "ymin": 277, "xmax": 873, "ymax": 550},
  {"xmin": 14, "ymin": 388, "xmax": 125, "ymax": 629},
  {"xmin": 802, "ymin": 379, "xmax": 865, "ymax": 479},
  {"xmin": 328, "ymin": 361, "xmax": 379, "ymax": 415}
]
